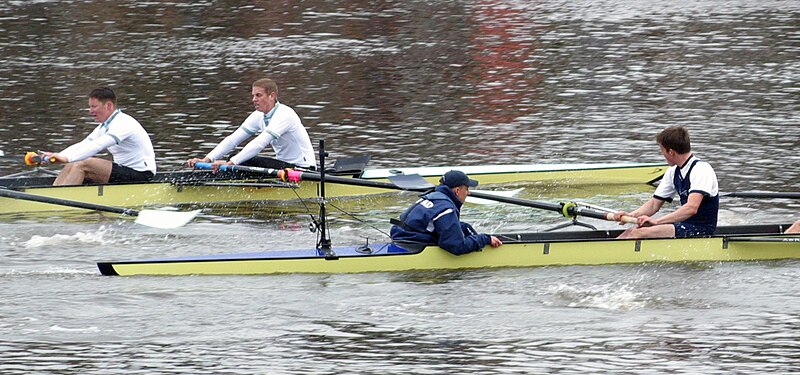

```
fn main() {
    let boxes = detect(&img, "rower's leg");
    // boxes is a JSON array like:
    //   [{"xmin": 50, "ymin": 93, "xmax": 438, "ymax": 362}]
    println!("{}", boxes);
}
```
[
  {"xmin": 617, "ymin": 224, "xmax": 676, "ymax": 239},
  {"xmin": 53, "ymin": 163, "xmax": 80, "ymax": 185},
  {"xmin": 53, "ymin": 158, "xmax": 113, "ymax": 185}
]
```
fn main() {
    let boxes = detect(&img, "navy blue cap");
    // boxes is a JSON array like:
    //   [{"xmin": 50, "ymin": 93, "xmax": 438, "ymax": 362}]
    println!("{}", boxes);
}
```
[{"xmin": 440, "ymin": 170, "xmax": 478, "ymax": 188}]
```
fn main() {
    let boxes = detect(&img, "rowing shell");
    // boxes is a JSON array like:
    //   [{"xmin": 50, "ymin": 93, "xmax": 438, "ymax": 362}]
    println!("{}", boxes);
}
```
[
  {"xmin": 97, "ymin": 224, "xmax": 799, "ymax": 276},
  {"xmin": 0, "ymin": 162, "xmax": 666, "ymax": 214}
]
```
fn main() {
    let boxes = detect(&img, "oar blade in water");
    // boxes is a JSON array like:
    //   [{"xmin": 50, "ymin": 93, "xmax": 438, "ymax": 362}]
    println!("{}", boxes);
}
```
[{"xmin": 134, "ymin": 209, "xmax": 202, "ymax": 229}]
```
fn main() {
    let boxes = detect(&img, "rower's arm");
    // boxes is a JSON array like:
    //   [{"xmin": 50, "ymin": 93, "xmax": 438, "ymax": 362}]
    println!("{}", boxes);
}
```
[
  {"xmin": 231, "ymin": 130, "xmax": 276, "ymax": 165},
  {"xmin": 435, "ymin": 213, "xmax": 490, "ymax": 255},
  {"xmin": 629, "ymin": 197, "xmax": 666, "ymax": 218},
  {"xmin": 59, "ymin": 134, "xmax": 116, "ymax": 163},
  {"xmin": 648, "ymin": 193, "xmax": 703, "ymax": 225},
  {"xmin": 205, "ymin": 128, "xmax": 250, "ymax": 162}
]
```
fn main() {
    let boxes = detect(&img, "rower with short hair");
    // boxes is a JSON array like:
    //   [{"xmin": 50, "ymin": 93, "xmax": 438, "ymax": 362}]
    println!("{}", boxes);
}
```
[
  {"xmin": 390, "ymin": 170, "xmax": 503, "ymax": 255},
  {"xmin": 615, "ymin": 126, "xmax": 719, "ymax": 239},
  {"xmin": 42, "ymin": 87, "xmax": 156, "ymax": 186},
  {"xmin": 186, "ymin": 78, "xmax": 316, "ymax": 170}
]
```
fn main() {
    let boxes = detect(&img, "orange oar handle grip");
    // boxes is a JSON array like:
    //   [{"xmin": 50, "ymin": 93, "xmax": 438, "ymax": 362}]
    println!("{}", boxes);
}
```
[{"xmin": 24, "ymin": 152, "xmax": 56, "ymax": 166}]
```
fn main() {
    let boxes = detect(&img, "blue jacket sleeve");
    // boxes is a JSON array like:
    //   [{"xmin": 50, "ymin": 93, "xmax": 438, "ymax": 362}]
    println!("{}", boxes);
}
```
[{"xmin": 433, "ymin": 211, "xmax": 491, "ymax": 255}]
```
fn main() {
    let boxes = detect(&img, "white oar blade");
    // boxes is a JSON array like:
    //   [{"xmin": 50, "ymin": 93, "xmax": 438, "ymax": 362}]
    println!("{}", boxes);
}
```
[
  {"xmin": 134, "ymin": 209, "xmax": 202, "ymax": 229},
  {"xmin": 467, "ymin": 188, "xmax": 524, "ymax": 205}
]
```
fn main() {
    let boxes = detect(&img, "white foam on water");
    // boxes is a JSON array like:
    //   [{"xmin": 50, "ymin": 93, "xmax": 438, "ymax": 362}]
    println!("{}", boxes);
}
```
[
  {"xmin": 547, "ymin": 283, "xmax": 647, "ymax": 311},
  {"xmin": 49, "ymin": 325, "xmax": 100, "ymax": 333},
  {"xmin": 3, "ymin": 267, "xmax": 96, "ymax": 277},
  {"xmin": 21, "ymin": 226, "xmax": 115, "ymax": 248}
]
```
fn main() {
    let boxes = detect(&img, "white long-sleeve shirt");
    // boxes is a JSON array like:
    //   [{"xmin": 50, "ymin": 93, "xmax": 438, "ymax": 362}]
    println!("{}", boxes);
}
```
[
  {"xmin": 205, "ymin": 103, "xmax": 316, "ymax": 168},
  {"xmin": 60, "ymin": 110, "xmax": 157, "ymax": 173}
]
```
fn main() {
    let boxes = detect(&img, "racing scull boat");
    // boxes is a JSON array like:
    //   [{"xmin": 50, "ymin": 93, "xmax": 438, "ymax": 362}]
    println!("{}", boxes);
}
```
[
  {"xmin": 97, "ymin": 224, "xmax": 800, "ymax": 276},
  {"xmin": 0, "ymin": 160, "xmax": 666, "ymax": 214}
]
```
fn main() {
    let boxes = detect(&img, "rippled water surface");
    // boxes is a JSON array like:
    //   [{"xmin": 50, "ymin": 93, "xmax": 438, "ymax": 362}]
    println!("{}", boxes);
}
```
[{"xmin": 1, "ymin": 0, "xmax": 799, "ymax": 373}]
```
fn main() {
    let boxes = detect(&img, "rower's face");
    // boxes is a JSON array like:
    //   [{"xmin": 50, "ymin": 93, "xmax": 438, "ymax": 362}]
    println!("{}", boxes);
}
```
[
  {"xmin": 659, "ymin": 144, "xmax": 677, "ymax": 166},
  {"xmin": 88, "ymin": 97, "xmax": 114, "ymax": 123},
  {"xmin": 252, "ymin": 86, "xmax": 276, "ymax": 112},
  {"xmin": 453, "ymin": 185, "xmax": 470, "ymax": 203}
]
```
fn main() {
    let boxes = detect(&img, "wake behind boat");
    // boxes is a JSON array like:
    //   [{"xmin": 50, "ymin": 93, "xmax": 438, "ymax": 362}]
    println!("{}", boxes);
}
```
[
  {"xmin": 97, "ymin": 224, "xmax": 800, "ymax": 276},
  {"xmin": 0, "ymin": 158, "xmax": 666, "ymax": 214}
]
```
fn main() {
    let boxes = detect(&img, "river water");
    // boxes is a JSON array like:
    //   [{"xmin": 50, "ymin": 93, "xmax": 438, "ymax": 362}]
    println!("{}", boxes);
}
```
[{"xmin": 1, "ymin": 0, "xmax": 799, "ymax": 373}]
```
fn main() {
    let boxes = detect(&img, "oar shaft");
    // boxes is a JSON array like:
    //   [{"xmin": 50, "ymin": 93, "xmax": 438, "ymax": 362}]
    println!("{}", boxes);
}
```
[
  {"xmin": 195, "ymin": 163, "xmax": 637, "ymax": 224},
  {"xmin": 0, "ymin": 188, "xmax": 138, "ymax": 216},
  {"xmin": 470, "ymin": 191, "xmax": 636, "ymax": 223},
  {"xmin": 470, "ymin": 191, "xmax": 561, "ymax": 211},
  {"xmin": 727, "ymin": 236, "xmax": 800, "ymax": 243},
  {"xmin": 724, "ymin": 192, "xmax": 800, "ymax": 199},
  {"xmin": 195, "ymin": 163, "xmax": 426, "ymax": 191}
]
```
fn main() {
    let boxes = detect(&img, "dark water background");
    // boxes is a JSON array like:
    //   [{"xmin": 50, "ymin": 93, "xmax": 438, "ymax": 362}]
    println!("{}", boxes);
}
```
[{"xmin": 0, "ymin": 0, "xmax": 798, "ymax": 373}]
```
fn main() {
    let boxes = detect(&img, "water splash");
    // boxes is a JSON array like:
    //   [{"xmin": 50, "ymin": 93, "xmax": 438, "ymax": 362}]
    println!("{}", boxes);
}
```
[
  {"xmin": 547, "ymin": 283, "xmax": 647, "ymax": 311},
  {"xmin": 21, "ymin": 226, "xmax": 115, "ymax": 249}
]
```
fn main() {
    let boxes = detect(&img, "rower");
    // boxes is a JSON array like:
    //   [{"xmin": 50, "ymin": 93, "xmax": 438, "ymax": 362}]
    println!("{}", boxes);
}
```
[
  {"xmin": 186, "ymin": 78, "xmax": 316, "ymax": 171},
  {"xmin": 40, "ymin": 87, "xmax": 156, "ymax": 186},
  {"xmin": 390, "ymin": 170, "xmax": 503, "ymax": 255},
  {"xmin": 614, "ymin": 126, "xmax": 719, "ymax": 239}
]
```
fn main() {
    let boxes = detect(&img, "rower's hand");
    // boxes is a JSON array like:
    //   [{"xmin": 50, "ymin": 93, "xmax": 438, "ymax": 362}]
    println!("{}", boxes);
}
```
[
  {"xmin": 636, "ymin": 215, "xmax": 656, "ymax": 228},
  {"xmin": 489, "ymin": 236, "xmax": 503, "ymax": 248},
  {"xmin": 210, "ymin": 160, "xmax": 233, "ymax": 173},
  {"xmin": 613, "ymin": 211, "xmax": 632, "ymax": 225},
  {"xmin": 187, "ymin": 157, "xmax": 210, "ymax": 168},
  {"xmin": 40, "ymin": 152, "xmax": 67, "ymax": 164}
]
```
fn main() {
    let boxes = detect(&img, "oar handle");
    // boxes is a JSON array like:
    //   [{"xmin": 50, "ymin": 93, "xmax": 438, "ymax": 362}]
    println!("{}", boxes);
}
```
[
  {"xmin": 193, "ymin": 162, "xmax": 284, "ymax": 178},
  {"xmin": 194, "ymin": 162, "xmax": 223, "ymax": 170},
  {"xmin": 24, "ymin": 151, "xmax": 56, "ymax": 166},
  {"xmin": 564, "ymin": 201, "xmax": 638, "ymax": 224},
  {"xmin": 606, "ymin": 213, "xmax": 637, "ymax": 224}
]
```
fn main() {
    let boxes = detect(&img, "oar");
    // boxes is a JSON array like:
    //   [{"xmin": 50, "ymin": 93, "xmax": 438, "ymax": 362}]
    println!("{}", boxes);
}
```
[
  {"xmin": 194, "ymin": 162, "xmax": 435, "ymax": 191},
  {"xmin": 195, "ymin": 163, "xmax": 636, "ymax": 224},
  {"xmin": 467, "ymin": 191, "xmax": 636, "ymax": 223},
  {"xmin": 0, "ymin": 151, "xmax": 58, "ymax": 165},
  {"xmin": 192, "ymin": 162, "xmax": 519, "ymax": 204},
  {"xmin": 0, "ymin": 188, "xmax": 200, "ymax": 229},
  {"xmin": 722, "ymin": 192, "xmax": 800, "ymax": 199}
]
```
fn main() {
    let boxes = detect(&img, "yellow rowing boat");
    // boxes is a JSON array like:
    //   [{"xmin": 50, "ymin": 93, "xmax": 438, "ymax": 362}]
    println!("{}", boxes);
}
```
[
  {"xmin": 0, "ymin": 161, "xmax": 666, "ymax": 214},
  {"xmin": 97, "ymin": 224, "xmax": 799, "ymax": 276}
]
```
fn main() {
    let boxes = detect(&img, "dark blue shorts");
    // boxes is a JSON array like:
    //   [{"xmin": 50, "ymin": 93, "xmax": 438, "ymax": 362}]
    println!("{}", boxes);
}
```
[
  {"xmin": 673, "ymin": 222, "xmax": 716, "ymax": 238},
  {"xmin": 109, "ymin": 163, "xmax": 154, "ymax": 183}
]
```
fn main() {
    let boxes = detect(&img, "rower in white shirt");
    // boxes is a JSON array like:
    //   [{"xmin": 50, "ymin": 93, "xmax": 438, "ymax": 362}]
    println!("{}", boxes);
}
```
[
  {"xmin": 41, "ymin": 87, "xmax": 156, "ymax": 186},
  {"xmin": 186, "ymin": 78, "xmax": 316, "ymax": 171}
]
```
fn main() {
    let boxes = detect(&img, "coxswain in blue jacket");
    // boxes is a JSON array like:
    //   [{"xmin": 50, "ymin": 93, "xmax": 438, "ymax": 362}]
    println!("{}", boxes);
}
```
[{"xmin": 390, "ymin": 170, "xmax": 503, "ymax": 255}]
